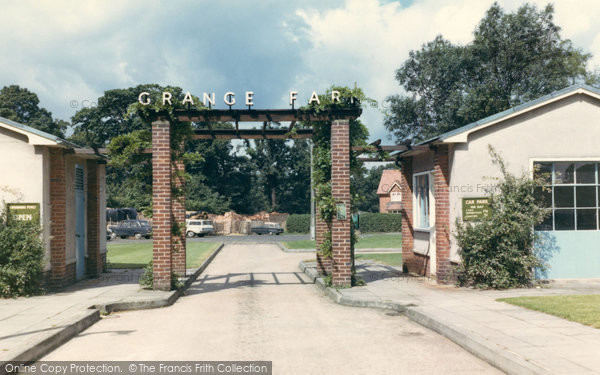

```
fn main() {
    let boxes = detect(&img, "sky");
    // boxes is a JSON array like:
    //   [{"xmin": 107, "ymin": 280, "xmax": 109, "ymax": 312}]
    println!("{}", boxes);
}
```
[{"xmin": 2, "ymin": 0, "xmax": 600, "ymax": 143}]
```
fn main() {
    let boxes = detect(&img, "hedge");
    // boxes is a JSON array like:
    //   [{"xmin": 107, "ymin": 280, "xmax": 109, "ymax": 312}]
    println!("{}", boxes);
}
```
[
  {"xmin": 286, "ymin": 214, "xmax": 311, "ymax": 233},
  {"xmin": 358, "ymin": 212, "xmax": 402, "ymax": 232}
]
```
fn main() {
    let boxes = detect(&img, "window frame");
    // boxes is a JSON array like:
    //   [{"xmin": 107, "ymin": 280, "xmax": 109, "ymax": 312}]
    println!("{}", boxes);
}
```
[
  {"xmin": 532, "ymin": 160, "xmax": 600, "ymax": 231},
  {"xmin": 413, "ymin": 171, "xmax": 434, "ymax": 231}
]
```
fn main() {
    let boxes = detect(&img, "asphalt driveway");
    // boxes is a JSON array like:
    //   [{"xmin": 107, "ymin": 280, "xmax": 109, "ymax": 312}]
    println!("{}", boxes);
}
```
[{"xmin": 43, "ymin": 244, "xmax": 499, "ymax": 374}]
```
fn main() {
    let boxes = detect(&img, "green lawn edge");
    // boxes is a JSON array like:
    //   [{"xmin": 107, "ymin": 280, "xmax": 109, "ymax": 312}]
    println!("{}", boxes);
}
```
[{"xmin": 497, "ymin": 294, "xmax": 600, "ymax": 329}]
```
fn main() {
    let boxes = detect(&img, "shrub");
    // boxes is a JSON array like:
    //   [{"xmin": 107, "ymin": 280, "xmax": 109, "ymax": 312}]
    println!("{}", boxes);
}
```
[
  {"xmin": 455, "ymin": 146, "xmax": 548, "ymax": 289},
  {"xmin": 138, "ymin": 260, "xmax": 183, "ymax": 290},
  {"xmin": 358, "ymin": 212, "xmax": 402, "ymax": 232},
  {"xmin": 0, "ymin": 208, "xmax": 45, "ymax": 297},
  {"xmin": 286, "ymin": 214, "xmax": 311, "ymax": 233}
]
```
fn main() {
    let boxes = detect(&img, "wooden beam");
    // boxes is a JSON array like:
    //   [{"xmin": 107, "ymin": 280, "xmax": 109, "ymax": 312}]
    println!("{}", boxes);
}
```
[
  {"xmin": 193, "ymin": 128, "xmax": 313, "ymax": 140},
  {"xmin": 288, "ymin": 120, "xmax": 296, "ymax": 133},
  {"xmin": 174, "ymin": 108, "xmax": 361, "ymax": 122},
  {"xmin": 357, "ymin": 157, "xmax": 398, "ymax": 162}
]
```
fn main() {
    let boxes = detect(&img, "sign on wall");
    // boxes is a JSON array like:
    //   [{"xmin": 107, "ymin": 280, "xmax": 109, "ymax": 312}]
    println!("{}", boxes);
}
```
[
  {"xmin": 7, "ymin": 203, "xmax": 40, "ymax": 223},
  {"xmin": 462, "ymin": 197, "xmax": 491, "ymax": 221}
]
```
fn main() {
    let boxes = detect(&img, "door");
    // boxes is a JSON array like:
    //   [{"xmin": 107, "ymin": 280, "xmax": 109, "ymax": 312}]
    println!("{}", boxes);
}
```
[{"xmin": 75, "ymin": 164, "xmax": 86, "ymax": 280}]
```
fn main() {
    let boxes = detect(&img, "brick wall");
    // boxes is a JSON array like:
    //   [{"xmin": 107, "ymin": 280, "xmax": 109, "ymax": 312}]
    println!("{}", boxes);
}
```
[
  {"xmin": 49, "ymin": 148, "xmax": 68, "ymax": 288},
  {"xmin": 434, "ymin": 145, "xmax": 451, "ymax": 283},
  {"xmin": 152, "ymin": 119, "xmax": 172, "ymax": 290},
  {"xmin": 379, "ymin": 196, "xmax": 390, "ymax": 213},
  {"xmin": 86, "ymin": 160, "xmax": 102, "ymax": 277},
  {"xmin": 171, "ymin": 158, "xmax": 186, "ymax": 276},
  {"xmin": 330, "ymin": 120, "xmax": 351, "ymax": 286}
]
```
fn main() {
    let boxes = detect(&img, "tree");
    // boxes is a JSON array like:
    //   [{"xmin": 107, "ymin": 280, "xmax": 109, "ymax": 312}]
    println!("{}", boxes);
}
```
[
  {"xmin": 247, "ymin": 139, "xmax": 311, "ymax": 214},
  {"xmin": 385, "ymin": 2, "xmax": 594, "ymax": 143},
  {"xmin": 0, "ymin": 85, "xmax": 67, "ymax": 138},
  {"xmin": 70, "ymin": 84, "xmax": 185, "ymax": 149},
  {"xmin": 352, "ymin": 165, "xmax": 389, "ymax": 212}
]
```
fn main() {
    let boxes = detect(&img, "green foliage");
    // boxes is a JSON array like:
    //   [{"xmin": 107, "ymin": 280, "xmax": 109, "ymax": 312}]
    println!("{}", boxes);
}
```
[
  {"xmin": 286, "ymin": 214, "xmax": 311, "ymax": 233},
  {"xmin": 385, "ymin": 2, "xmax": 595, "ymax": 143},
  {"xmin": 358, "ymin": 213, "xmax": 402, "ymax": 232},
  {"xmin": 0, "ymin": 208, "xmax": 45, "ymax": 297},
  {"xmin": 0, "ymin": 85, "xmax": 67, "ymax": 138},
  {"xmin": 138, "ymin": 260, "xmax": 183, "ymax": 290},
  {"xmin": 305, "ymin": 85, "xmax": 372, "ymax": 276},
  {"xmin": 352, "ymin": 165, "xmax": 390, "ymax": 212},
  {"xmin": 139, "ymin": 260, "xmax": 154, "ymax": 288},
  {"xmin": 455, "ymin": 146, "xmax": 549, "ymax": 289},
  {"xmin": 247, "ymin": 139, "xmax": 311, "ymax": 214}
]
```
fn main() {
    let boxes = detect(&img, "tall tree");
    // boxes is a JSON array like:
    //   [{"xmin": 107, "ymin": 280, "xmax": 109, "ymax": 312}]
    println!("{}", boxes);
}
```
[
  {"xmin": 385, "ymin": 2, "xmax": 595, "ymax": 143},
  {"xmin": 352, "ymin": 165, "xmax": 389, "ymax": 213},
  {"xmin": 0, "ymin": 85, "xmax": 67, "ymax": 138},
  {"xmin": 247, "ymin": 139, "xmax": 311, "ymax": 214}
]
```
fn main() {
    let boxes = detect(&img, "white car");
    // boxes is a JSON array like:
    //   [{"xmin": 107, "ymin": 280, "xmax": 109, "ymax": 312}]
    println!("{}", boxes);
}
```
[{"xmin": 186, "ymin": 219, "xmax": 214, "ymax": 237}]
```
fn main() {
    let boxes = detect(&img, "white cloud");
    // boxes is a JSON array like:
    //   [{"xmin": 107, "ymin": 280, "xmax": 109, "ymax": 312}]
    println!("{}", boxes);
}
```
[{"xmin": 293, "ymin": 0, "xmax": 600, "ymax": 142}]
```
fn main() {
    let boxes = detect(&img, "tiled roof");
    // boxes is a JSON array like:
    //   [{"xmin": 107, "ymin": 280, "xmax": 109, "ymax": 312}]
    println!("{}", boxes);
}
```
[{"xmin": 377, "ymin": 169, "xmax": 402, "ymax": 195}]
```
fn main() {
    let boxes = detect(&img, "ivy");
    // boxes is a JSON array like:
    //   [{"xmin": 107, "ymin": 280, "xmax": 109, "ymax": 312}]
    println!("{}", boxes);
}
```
[{"xmin": 303, "ymin": 85, "xmax": 374, "ymax": 285}]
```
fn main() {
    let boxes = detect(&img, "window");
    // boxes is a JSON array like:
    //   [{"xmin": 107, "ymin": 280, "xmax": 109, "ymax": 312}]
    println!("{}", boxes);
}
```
[
  {"xmin": 390, "ymin": 191, "xmax": 402, "ymax": 202},
  {"xmin": 534, "ymin": 162, "xmax": 600, "ymax": 231},
  {"xmin": 413, "ymin": 172, "xmax": 432, "ymax": 229}
]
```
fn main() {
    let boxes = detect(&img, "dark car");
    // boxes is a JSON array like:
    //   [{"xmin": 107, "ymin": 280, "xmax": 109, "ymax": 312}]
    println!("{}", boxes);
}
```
[
  {"xmin": 250, "ymin": 222, "xmax": 284, "ymax": 235},
  {"xmin": 109, "ymin": 220, "xmax": 152, "ymax": 239}
]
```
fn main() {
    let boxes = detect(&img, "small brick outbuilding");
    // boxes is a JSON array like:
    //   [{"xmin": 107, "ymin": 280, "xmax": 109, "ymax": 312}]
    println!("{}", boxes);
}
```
[{"xmin": 0, "ymin": 116, "xmax": 107, "ymax": 288}]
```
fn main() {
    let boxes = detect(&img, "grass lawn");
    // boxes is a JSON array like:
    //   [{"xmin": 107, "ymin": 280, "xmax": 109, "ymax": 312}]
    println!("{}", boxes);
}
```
[
  {"xmin": 107, "ymin": 241, "xmax": 219, "ymax": 269},
  {"xmin": 284, "ymin": 233, "xmax": 401, "ymax": 250},
  {"xmin": 497, "ymin": 294, "xmax": 600, "ymax": 329},
  {"xmin": 355, "ymin": 253, "xmax": 403, "ymax": 266}
]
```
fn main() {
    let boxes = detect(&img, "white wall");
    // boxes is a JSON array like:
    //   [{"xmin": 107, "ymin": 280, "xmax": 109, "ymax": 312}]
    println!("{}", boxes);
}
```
[
  {"xmin": 449, "ymin": 94, "xmax": 600, "ymax": 260},
  {"xmin": 0, "ymin": 128, "xmax": 51, "ymax": 268}
]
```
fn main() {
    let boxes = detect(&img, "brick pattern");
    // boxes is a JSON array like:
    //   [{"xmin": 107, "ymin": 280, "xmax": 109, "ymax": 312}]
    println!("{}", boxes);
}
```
[
  {"xmin": 434, "ymin": 145, "xmax": 451, "ymax": 283},
  {"xmin": 330, "ymin": 120, "xmax": 351, "ymax": 286},
  {"xmin": 315, "ymin": 207, "xmax": 331, "ymax": 275},
  {"xmin": 49, "ymin": 148, "xmax": 68, "ymax": 288},
  {"xmin": 171, "ymin": 158, "xmax": 186, "ymax": 276},
  {"xmin": 400, "ymin": 157, "xmax": 432, "ymax": 276},
  {"xmin": 152, "ymin": 119, "xmax": 173, "ymax": 290},
  {"xmin": 85, "ymin": 160, "xmax": 102, "ymax": 277}
]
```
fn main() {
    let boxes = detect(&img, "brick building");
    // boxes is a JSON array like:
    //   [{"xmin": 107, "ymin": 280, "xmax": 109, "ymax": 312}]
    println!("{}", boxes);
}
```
[
  {"xmin": 376, "ymin": 169, "xmax": 403, "ymax": 213},
  {"xmin": 0, "ymin": 116, "xmax": 107, "ymax": 288},
  {"xmin": 396, "ymin": 84, "xmax": 600, "ymax": 282}
]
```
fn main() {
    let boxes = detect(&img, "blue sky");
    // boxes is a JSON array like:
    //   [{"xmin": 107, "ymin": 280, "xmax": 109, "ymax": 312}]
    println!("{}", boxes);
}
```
[{"xmin": 1, "ymin": 0, "xmax": 600, "ymax": 142}]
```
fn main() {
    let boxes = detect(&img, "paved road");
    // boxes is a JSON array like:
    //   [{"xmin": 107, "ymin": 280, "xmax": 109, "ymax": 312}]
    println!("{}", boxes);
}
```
[
  {"xmin": 43, "ymin": 244, "xmax": 499, "ymax": 374},
  {"xmin": 108, "ymin": 234, "xmax": 309, "ymax": 245}
]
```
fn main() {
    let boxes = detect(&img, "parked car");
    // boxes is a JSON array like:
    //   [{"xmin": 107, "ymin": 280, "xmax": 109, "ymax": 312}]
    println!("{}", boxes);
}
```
[
  {"xmin": 250, "ymin": 222, "xmax": 284, "ymax": 235},
  {"xmin": 186, "ymin": 219, "xmax": 214, "ymax": 237},
  {"xmin": 109, "ymin": 220, "xmax": 152, "ymax": 239},
  {"xmin": 107, "ymin": 229, "xmax": 113, "ymax": 241}
]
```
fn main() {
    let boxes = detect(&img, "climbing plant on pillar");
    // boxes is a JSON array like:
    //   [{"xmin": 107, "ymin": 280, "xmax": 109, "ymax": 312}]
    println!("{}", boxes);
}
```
[
  {"xmin": 126, "ymin": 92, "xmax": 203, "ymax": 288},
  {"xmin": 301, "ymin": 86, "xmax": 374, "ymax": 286}
]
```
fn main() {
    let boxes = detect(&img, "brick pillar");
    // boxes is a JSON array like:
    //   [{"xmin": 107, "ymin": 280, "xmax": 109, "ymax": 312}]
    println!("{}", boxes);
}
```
[
  {"xmin": 86, "ymin": 160, "xmax": 102, "ymax": 277},
  {"xmin": 49, "ymin": 148, "xmax": 67, "ymax": 288},
  {"xmin": 152, "ymin": 118, "xmax": 172, "ymax": 290},
  {"xmin": 400, "ymin": 157, "xmax": 415, "ymax": 274},
  {"xmin": 330, "ymin": 119, "xmax": 351, "ymax": 287},
  {"xmin": 315, "ymin": 207, "xmax": 331, "ymax": 275},
  {"xmin": 171, "ymin": 157, "xmax": 186, "ymax": 276},
  {"xmin": 434, "ymin": 145, "xmax": 451, "ymax": 283}
]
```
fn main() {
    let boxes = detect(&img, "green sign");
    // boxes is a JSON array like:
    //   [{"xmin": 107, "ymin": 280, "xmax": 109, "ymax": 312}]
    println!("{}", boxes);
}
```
[
  {"xmin": 7, "ymin": 203, "xmax": 40, "ymax": 223},
  {"xmin": 462, "ymin": 197, "xmax": 491, "ymax": 221},
  {"xmin": 336, "ymin": 202, "xmax": 347, "ymax": 220}
]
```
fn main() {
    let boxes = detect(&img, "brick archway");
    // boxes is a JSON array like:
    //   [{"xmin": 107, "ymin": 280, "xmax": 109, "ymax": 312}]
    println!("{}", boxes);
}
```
[{"xmin": 149, "ymin": 109, "xmax": 361, "ymax": 290}]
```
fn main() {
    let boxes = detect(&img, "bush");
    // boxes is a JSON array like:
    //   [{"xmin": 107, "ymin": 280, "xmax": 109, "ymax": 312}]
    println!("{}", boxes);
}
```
[
  {"xmin": 286, "ymin": 214, "xmax": 311, "ymax": 233},
  {"xmin": 455, "ymin": 146, "xmax": 548, "ymax": 289},
  {"xmin": 358, "ymin": 213, "xmax": 402, "ymax": 232},
  {"xmin": 0, "ymin": 208, "xmax": 45, "ymax": 297}
]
